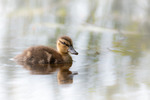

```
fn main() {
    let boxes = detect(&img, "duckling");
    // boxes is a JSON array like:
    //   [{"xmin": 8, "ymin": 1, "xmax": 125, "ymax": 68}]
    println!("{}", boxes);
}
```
[{"xmin": 14, "ymin": 36, "xmax": 78, "ymax": 64}]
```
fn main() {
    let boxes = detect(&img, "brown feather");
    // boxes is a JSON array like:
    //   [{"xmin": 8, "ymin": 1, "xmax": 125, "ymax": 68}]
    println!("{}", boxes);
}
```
[{"xmin": 15, "ymin": 46, "xmax": 63, "ymax": 64}]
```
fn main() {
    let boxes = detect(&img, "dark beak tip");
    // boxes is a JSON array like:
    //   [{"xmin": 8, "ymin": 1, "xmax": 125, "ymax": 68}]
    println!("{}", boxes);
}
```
[
  {"xmin": 75, "ymin": 53, "xmax": 78, "ymax": 55},
  {"xmin": 71, "ymin": 52, "xmax": 78, "ymax": 55},
  {"xmin": 75, "ymin": 52, "xmax": 78, "ymax": 55}
]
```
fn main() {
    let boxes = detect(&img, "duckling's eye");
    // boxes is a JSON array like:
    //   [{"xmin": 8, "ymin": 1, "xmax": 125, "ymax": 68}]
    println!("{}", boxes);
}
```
[{"xmin": 59, "ymin": 40, "xmax": 69, "ymax": 47}]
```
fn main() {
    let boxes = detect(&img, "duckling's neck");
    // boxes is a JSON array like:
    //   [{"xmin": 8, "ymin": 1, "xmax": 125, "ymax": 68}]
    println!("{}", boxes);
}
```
[
  {"xmin": 57, "ymin": 44, "xmax": 72, "ymax": 63},
  {"xmin": 60, "ymin": 53, "xmax": 72, "ymax": 63}
]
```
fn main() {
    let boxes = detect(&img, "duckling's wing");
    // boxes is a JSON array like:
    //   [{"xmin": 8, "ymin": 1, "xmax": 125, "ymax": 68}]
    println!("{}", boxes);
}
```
[
  {"xmin": 39, "ymin": 46, "xmax": 63, "ymax": 64},
  {"xmin": 14, "ymin": 46, "xmax": 63, "ymax": 64}
]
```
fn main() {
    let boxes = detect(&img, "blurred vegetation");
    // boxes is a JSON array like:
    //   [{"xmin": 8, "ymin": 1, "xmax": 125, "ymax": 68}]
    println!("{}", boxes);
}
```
[
  {"xmin": 3, "ymin": 0, "xmax": 150, "ymax": 35},
  {"xmin": 112, "ymin": 34, "xmax": 149, "ymax": 65}
]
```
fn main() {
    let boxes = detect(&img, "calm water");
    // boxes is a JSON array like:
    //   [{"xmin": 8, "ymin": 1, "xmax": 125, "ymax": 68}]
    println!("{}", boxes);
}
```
[{"xmin": 0, "ymin": 0, "xmax": 150, "ymax": 100}]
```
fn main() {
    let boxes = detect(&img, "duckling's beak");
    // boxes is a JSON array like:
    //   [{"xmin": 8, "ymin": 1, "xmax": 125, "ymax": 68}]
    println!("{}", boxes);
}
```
[{"xmin": 68, "ymin": 46, "xmax": 78, "ymax": 55}]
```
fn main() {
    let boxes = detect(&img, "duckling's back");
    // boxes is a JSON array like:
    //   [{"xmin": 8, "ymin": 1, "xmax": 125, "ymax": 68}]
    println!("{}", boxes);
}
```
[{"xmin": 14, "ymin": 46, "xmax": 63, "ymax": 64}]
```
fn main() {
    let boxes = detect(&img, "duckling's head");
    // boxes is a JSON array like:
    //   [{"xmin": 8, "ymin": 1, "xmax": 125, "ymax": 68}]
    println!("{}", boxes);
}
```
[{"xmin": 57, "ymin": 36, "xmax": 78, "ymax": 55}]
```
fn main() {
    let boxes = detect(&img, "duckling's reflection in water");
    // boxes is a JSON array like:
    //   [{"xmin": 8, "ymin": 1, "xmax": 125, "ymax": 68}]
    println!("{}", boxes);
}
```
[
  {"xmin": 57, "ymin": 65, "xmax": 78, "ymax": 84},
  {"xmin": 17, "ymin": 62, "xmax": 78, "ymax": 84}
]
